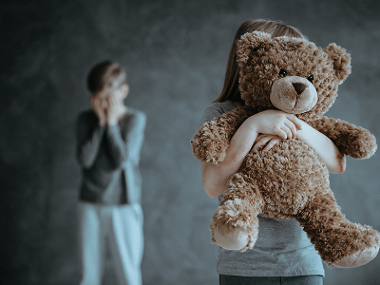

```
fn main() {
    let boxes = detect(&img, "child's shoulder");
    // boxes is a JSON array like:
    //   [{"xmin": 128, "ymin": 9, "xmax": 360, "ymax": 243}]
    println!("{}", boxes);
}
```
[
  {"xmin": 127, "ymin": 107, "xmax": 144, "ymax": 115},
  {"xmin": 208, "ymin": 100, "xmax": 236, "ymax": 113},
  {"xmin": 203, "ymin": 100, "xmax": 236, "ymax": 117},
  {"xmin": 127, "ymin": 108, "xmax": 146, "ymax": 120},
  {"xmin": 199, "ymin": 101, "xmax": 236, "ymax": 127},
  {"xmin": 122, "ymin": 108, "xmax": 146, "ymax": 127}
]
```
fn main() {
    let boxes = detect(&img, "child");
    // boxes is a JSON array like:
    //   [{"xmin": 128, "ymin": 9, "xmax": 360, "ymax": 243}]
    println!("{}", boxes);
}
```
[
  {"xmin": 197, "ymin": 20, "xmax": 346, "ymax": 285},
  {"xmin": 76, "ymin": 60, "xmax": 146, "ymax": 285}
]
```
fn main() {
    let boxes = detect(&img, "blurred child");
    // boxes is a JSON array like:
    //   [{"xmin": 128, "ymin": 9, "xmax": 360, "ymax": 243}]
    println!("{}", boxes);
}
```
[{"xmin": 76, "ymin": 60, "xmax": 146, "ymax": 285}]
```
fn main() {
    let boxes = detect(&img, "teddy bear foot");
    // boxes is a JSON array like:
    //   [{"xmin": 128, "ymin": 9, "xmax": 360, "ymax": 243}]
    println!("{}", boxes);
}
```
[
  {"xmin": 210, "ymin": 197, "xmax": 260, "ymax": 251},
  {"xmin": 213, "ymin": 219, "xmax": 250, "ymax": 251},
  {"xmin": 332, "ymin": 245, "xmax": 379, "ymax": 268}
]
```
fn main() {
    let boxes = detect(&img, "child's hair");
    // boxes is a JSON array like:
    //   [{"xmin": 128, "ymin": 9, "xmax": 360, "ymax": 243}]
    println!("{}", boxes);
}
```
[
  {"xmin": 87, "ymin": 60, "xmax": 127, "ymax": 96},
  {"xmin": 214, "ymin": 19, "xmax": 307, "ymax": 105}
]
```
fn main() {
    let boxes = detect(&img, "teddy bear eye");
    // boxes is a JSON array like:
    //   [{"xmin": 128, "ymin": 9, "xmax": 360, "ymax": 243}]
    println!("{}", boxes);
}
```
[
  {"xmin": 279, "ymin": 69, "xmax": 287, "ymax": 77},
  {"xmin": 307, "ymin": 75, "xmax": 314, "ymax": 82}
]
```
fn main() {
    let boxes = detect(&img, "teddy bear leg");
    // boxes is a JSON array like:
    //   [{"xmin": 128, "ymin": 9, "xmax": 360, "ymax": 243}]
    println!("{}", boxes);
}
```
[
  {"xmin": 210, "ymin": 172, "xmax": 263, "ymax": 252},
  {"xmin": 297, "ymin": 190, "xmax": 380, "ymax": 268}
]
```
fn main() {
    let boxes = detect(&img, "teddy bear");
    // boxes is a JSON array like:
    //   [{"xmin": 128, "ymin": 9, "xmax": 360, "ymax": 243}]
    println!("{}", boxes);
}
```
[{"xmin": 192, "ymin": 31, "xmax": 380, "ymax": 268}]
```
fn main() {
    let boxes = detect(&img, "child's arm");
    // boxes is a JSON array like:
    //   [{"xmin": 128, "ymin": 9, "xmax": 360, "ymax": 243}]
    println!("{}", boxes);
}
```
[
  {"xmin": 192, "ymin": 106, "xmax": 251, "ymax": 164},
  {"xmin": 76, "ymin": 97, "xmax": 110, "ymax": 168},
  {"xmin": 76, "ymin": 112, "xmax": 106, "ymax": 169},
  {"xmin": 91, "ymin": 96, "xmax": 107, "ymax": 126},
  {"xmin": 105, "ymin": 111, "xmax": 146, "ymax": 169},
  {"xmin": 201, "ymin": 110, "xmax": 302, "ymax": 198},
  {"xmin": 309, "ymin": 117, "xmax": 377, "ymax": 160},
  {"xmin": 250, "ymin": 120, "xmax": 348, "ymax": 174},
  {"xmin": 296, "ymin": 120, "xmax": 346, "ymax": 174}
]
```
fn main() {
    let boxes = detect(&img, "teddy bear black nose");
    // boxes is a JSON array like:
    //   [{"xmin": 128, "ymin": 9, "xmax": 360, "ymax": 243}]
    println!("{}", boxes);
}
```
[{"xmin": 292, "ymin": 83, "xmax": 307, "ymax": 95}]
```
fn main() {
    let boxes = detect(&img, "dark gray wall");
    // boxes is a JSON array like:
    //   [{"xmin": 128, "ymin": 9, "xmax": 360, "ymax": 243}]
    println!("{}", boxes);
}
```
[{"xmin": 1, "ymin": 0, "xmax": 379, "ymax": 284}]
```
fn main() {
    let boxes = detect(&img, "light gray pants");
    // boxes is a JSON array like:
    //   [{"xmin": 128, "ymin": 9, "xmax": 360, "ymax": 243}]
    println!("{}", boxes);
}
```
[{"xmin": 78, "ymin": 202, "xmax": 144, "ymax": 285}]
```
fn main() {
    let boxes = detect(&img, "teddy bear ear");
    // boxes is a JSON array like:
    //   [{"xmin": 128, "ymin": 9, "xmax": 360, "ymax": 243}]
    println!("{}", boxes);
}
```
[
  {"xmin": 325, "ymin": 43, "xmax": 352, "ymax": 83},
  {"xmin": 236, "ymin": 31, "xmax": 272, "ymax": 63}
]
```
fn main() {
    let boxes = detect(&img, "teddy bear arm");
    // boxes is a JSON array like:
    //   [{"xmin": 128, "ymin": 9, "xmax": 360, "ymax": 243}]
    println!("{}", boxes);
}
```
[
  {"xmin": 192, "ymin": 107, "xmax": 251, "ymax": 164},
  {"xmin": 310, "ymin": 117, "xmax": 377, "ymax": 159}
]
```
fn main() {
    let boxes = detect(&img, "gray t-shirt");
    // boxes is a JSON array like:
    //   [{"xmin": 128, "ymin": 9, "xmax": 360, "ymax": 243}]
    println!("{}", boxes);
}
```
[{"xmin": 198, "ymin": 100, "xmax": 324, "ymax": 277}]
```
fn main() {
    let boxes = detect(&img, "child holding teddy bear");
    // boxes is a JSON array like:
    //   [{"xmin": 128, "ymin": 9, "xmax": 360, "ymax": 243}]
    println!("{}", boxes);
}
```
[{"xmin": 198, "ymin": 19, "xmax": 347, "ymax": 285}]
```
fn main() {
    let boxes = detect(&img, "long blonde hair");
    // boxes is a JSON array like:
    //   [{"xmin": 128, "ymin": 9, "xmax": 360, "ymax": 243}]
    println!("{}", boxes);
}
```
[{"xmin": 214, "ymin": 19, "xmax": 307, "ymax": 105}]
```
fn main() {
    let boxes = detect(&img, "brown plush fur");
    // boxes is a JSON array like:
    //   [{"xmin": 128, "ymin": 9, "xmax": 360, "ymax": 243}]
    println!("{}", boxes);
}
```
[{"xmin": 192, "ymin": 31, "xmax": 380, "ymax": 267}]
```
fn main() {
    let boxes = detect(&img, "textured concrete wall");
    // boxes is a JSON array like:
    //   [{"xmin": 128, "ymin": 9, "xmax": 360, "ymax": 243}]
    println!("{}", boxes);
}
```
[{"xmin": 1, "ymin": 0, "xmax": 379, "ymax": 284}]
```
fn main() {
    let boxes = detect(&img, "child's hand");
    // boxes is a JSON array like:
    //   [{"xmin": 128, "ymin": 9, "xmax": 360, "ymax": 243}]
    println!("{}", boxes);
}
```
[
  {"xmin": 105, "ymin": 94, "xmax": 126, "ymax": 125},
  {"xmin": 105, "ymin": 94, "xmax": 118, "ymax": 125},
  {"xmin": 91, "ymin": 96, "xmax": 107, "ymax": 126},
  {"xmin": 249, "ymin": 109, "xmax": 302, "ymax": 140},
  {"xmin": 252, "ymin": 134, "xmax": 282, "ymax": 152}
]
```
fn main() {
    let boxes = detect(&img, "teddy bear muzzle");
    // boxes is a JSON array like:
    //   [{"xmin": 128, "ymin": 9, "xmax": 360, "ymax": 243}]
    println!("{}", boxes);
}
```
[{"xmin": 270, "ymin": 76, "xmax": 318, "ymax": 114}]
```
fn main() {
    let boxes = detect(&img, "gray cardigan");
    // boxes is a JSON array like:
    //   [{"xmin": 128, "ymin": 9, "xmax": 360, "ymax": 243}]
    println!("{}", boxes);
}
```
[{"xmin": 76, "ymin": 108, "xmax": 146, "ymax": 205}]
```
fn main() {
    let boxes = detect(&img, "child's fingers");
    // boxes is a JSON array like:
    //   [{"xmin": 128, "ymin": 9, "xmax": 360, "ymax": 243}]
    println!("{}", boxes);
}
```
[
  {"xmin": 263, "ymin": 137, "xmax": 281, "ymax": 152},
  {"xmin": 254, "ymin": 134, "xmax": 266, "ymax": 142},
  {"xmin": 107, "ymin": 94, "xmax": 117, "ymax": 107},
  {"xmin": 284, "ymin": 120, "xmax": 298, "ymax": 138},
  {"xmin": 272, "ymin": 129, "xmax": 286, "ymax": 140},
  {"xmin": 92, "ymin": 97, "xmax": 101, "ymax": 112},
  {"xmin": 285, "ymin": 114, "xmax": 303, "ymax": 130},
  {"xmin": 253, "ymin": 135, "xmax": 281, "ymax": 152},
  {"xmin": 101, "ymin": 99, "xmax": 108, "ymax": 109},
  {"xmin": 91, "ymin": 96, "xmax": 98, "ymax": 107},
  {"xmin": 253, "ymin": 135, "xmax": 270, "ymax": 150},
  {"xmin": 278, "ymin": 126, "xmax": 291, "ymax": 140}
]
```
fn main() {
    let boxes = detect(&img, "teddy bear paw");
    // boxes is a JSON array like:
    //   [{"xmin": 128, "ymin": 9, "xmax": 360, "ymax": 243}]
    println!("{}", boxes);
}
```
[
  {"xmin": 333, "ymin": 245, "xmax": 379, "ymax": 268},
  {"xmin": 213, "ymin": 220, "xmax": 250, "ymax": 251}
]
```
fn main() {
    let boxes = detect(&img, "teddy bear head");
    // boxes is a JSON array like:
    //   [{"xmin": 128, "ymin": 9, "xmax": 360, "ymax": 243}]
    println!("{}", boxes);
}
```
[{"xmin": 236, "ymin": 31, "xmax": 351, "ymax": 122}]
